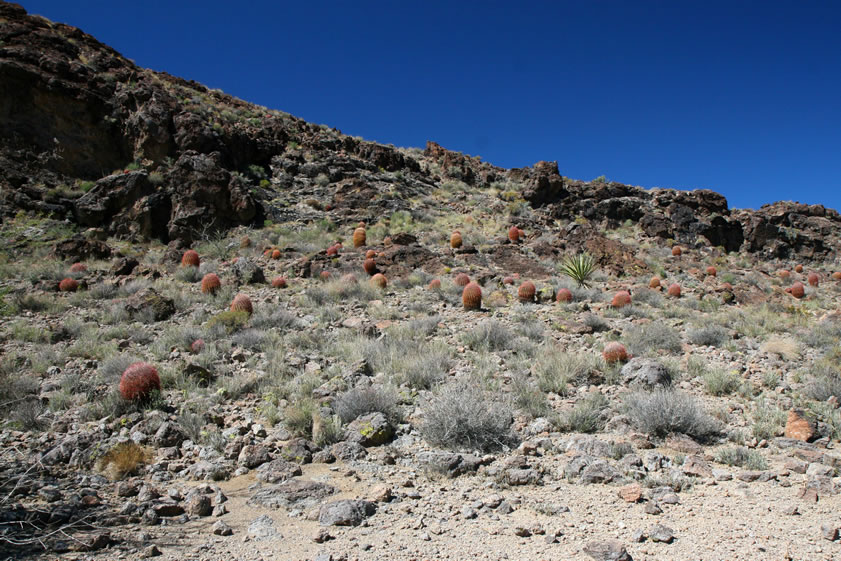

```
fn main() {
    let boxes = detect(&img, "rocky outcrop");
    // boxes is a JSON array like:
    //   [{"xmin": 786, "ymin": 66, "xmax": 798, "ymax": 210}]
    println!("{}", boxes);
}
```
[{"xmin": 0, "ymin": 2, "xmax": 838, "ymax": 260}]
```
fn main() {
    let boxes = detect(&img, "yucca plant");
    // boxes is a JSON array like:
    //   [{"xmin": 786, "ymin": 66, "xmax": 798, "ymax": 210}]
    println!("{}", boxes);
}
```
[{"xmin": 559, "ymin": 252, "xmax": 597, "ymax": 288}]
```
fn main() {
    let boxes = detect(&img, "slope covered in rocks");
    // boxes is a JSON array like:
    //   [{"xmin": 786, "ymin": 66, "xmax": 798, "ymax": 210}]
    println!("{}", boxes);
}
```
[{"xmin": 2, "ymin": 3, "xmax": 841, "ymax": 561}]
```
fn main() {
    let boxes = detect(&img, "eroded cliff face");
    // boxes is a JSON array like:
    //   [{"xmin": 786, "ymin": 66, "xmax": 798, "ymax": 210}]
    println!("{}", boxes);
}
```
[{"xmin": 1, "ymin": 1, "xmax": 838, "ymax": 258}]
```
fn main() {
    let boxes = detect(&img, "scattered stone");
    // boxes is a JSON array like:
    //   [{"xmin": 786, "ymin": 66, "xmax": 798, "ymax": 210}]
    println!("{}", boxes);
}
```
[
  {"xmin": 141, "ymin": 544, "xmax": 162, "ymax": 558},
  {"xmin": 785, "ymin": 409, "xmax": 817, "ymax": 442},
  {"xmin": 621, "ymin": 358, "xmax": 672, "ymax": 388},
  {"xmin": 248, "ymin": 515, "xmax": 279, "ymax": 540},
  {"xmin": 249, "ymin": 479, "xmax": 337, "ymax": 510},
  {"xmin": 582, "ymin": 539, "xmax": 633, "ymax": 561},
  {"xmin": 238, "ymin": 444, "xmax": 271, "ymax": 469},
  {"xmin": 821, "ymin": 524, "xmax": 839, "ymax": 541},
  {"xmin": 645, "ymin": 502, "xmax": 663, "ymax": 515},
  {"xmin": 580, "ymin": 460, "xmax": 620, "ymax": 484},
  {"xmin": 513, "ymin": 526, "xmax": 531, "ymax": 537},
  {"xmin": 212, "ymin": 520, "xmax": 233, "ymax": 536},
  {"xmin": 618, "ymin": 483, "xmax": 643, "ymax": 503},
  {"xmin": 186, "ymin": 493, "xmax": 212, "ymax": 517},
  {"xmin": 648, "ymin": 524, "xmax": 675, "ymax": 543},
  {"xmin": 313, "ymin": 528, "xmax": 333, "ymax": 543},
  {"xmin": 318, "ymin": 499, "xmax": 376, "ymax": 526},
  {"xmin": 681, "ymin": 455, "xmax": 712, "ymax": 477},
  {"xmin": 124, "ymin": 288, "xmax": 176, "ymax": 322},
  {"xmin": 344, "ymin": 413, "xmax": 393, "ymax": 447},
  {"xmin": 256, "ymin": 459, "xmax": 303, "ymax": 484},
  {"xmin": 798, "ymin": 487, "xmax": 819, "ymax": 503},
  {"xmin": 417, "ymin": 452, "xmax": 483, "ymax": 478}
]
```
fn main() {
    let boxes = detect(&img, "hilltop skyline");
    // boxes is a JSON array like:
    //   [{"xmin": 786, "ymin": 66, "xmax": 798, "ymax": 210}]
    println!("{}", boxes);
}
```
[{"xmin": 21, "ymin": 0, "xmax": 841, "ymax": 211}]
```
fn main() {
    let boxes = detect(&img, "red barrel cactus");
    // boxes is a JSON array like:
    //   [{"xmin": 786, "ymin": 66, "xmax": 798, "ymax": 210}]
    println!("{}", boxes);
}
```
[
  {"xmin": 502, "ymin": 276, "xmax": 514, "ymax": 285},
  {"xmin": 454, "ymin": 273, "xmax": 471, "ymax": 287},
  {"xmin": 556, "ymin": 288, "xmax": 573, "ymax": 303},
  {"xmin": 230, "ymin": 293, "xmax": 253, "ymax": 314},
  {"xmin": 271, "ymin": 276, "xmax": 288, "ymax": 288},
  {"xmin": 508, "ymin": 226, "xmax": 520, "ymax": 243},
  {"xmin": 450, "ymin": 231, "xmax": 463, "ymax": 249},
  {"xmin": 428, "ymin": 278, "xmax": 442, "ymax": 290},
  {"xmin": 365, "ymin": 249, "xmax": 376, "ymax": 259},
  {"xmin": 370, "ymin": 273, "xmax": 387, "ymax": 289},
  {"xmin": 363, "ymin": 258, "xmax": 377, "ymax": 275},
  {"xmin": 611, "ymin": 291, "xmax": 632, "ymax": 308},
  {"xmin": 181, "ymin": 250, "xmax": 200, "ymax": 267},
  {"xmin": 462, "ymin": 282, "xmax": 482, "ymax": 310},
  {"xmin": 706, "ymin": 266, "xmax": 717, "ymax": 277},
  {"xmin": 341, "ymin": 273, "xmax": 358, "ymax": 284},
  {"xmin": 518, "ymin": 281, "xmax": 536, "ymax": 303},
  {"xmin": 201, "ymin": 273, "xmax": 222, "ymax": 294},
  {"xmin": 271, "ymin": 249, "xmax": 281, "ymax": 260},
  {"xmin": 794, "ymin": 264, "xmax": 803, "ymax": 273},
  {"xmin": 667, "ymin": 283, "xmax": 682, "ymax": 298},
  {"xmin": 353, "ymin": 227, "xmax": 366, "ymax": 248},
  {"xmin": 190, "ymin": 339, "xmax": 205, "ymax": 354},
  {"xmin": 833, "ymin": 272, "xmax": 841, "ymax": 281},
  {"xmin": 649, "ymin": 276, "xmax": 661, "ymax": 289},
  {"xmin": 603, "ymin": 342, "xmax": 629, "ymax": 364},
  {"xmin": 787, "ymin": 282, "xmax": 805, "ymax": 299},
  {"xmin": 326, "ymin": 244, "xmax": 339, "ymax": 257},
  {"xmin": 777, "ymin": 269, "xmax": 790, "ymax": 279},
  {"xmin": 671, "ymin": 246, "xmax": 682, "ymax": 257},
  {"xmin": 119, "ymin": 362, "xmax": 161, "ymax": 401},
  {"xmin": 69, "ymin": 262, "xmax": 87, "ymax": 273},
  {"xmin": 807, "ymin": 272, "xmax": 819, "ymax": 287},
  {"xmin": 59, "ymin": 278, "xmax": 78, "ymax": 292},
  {"xmin": 320, "ymin": 271, "xmax": 331, "ymax": 281}
]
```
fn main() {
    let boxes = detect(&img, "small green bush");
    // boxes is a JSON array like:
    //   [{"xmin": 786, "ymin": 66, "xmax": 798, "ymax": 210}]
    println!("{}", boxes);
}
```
[
  {"xmin": 623, "ymin": 389, "xmax": 719, "ymax": 440},
  {"xmin": 715, "ymin": 446, "xmax": 768, "ymax": 470}
]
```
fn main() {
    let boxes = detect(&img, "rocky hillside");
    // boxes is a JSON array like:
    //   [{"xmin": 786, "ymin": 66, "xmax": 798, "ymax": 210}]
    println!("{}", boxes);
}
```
[
  {"xmin": 4, "ymin": 4, "xmax": 841, "ymax": 561},
  {"xmin": 1, "ymin": 1, "xmax": 839, "ymax": 260}
]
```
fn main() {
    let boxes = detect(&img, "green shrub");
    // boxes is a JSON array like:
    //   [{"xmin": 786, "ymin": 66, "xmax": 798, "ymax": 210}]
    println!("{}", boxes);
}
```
[
  {"xmin": 561, "ymin": 392, "xmax": 608, "ymax": 433},
  {"xmin": 623, "ymin": 389, "xmax": 719, "ymax": 440},
  {"xmin": 715, "ymin": 446, "xmax": 768, "ymax": 470},
  {"xmin": 625, "ymin": 322, "xmax": 682, "ymax": 355}
]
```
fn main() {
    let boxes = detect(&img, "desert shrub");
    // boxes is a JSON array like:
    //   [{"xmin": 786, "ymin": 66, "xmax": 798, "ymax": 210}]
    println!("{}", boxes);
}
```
[
  {"xmin": 250, "ymin": 308, "xmax": 298, "ymax": 330},
  {"xmin": 703, "ymin": 368, "xmax": 741, "ymax": 396},
  {"xmin": 715, "ymin": 446, "xmax": 768, "ymax": 470},
  {"xmin": 623, "ymin": 389, "xmax": 719, "ymax": 440},
  {"xmin": 284, "ymin": 397, "xmax": 317, "ymax": 438},
  {"xmin": 406, "ymin": 314, "xmax": 441, "ymax": 336},
  {"xmin": 535, "ymin": 349, "xmax": 603, "ymax": 395},
  {"xmin": 462, "ymin": 321, "xmax": 514, "ymax": 352},
  {"xmin": 96, "ymin": 442, "xmax": 153, "ymax": 480},
  {"xmin": 206, "ymin": 309, "xmax": 250, "ymax": 336},
  {"xmin": 760, "ymin": 337, "xmax": 800, "ymax": 361},
  {"xmin": 632, "ymin": 288, "xmax": 664, "ymax": 307},
  {"xmin": 582, "ymin": 313, "xmax": 608, "ymax": 332},
  {"xmin": 687, "ymin": 325, "xmax": 730, "ymax": 347},
  {"xmin": 8, "ymin": 399, "xmax": 47, "ymax": 431},
  {"xmin": 333, "ymin": 385, "xmax": 400, "ymax": 424},
  {"xmin": 799, "ymin": 319, "xmax": 841, "ymax": 349},
  {"xmin": 561, "ymin": 392, "xmax": 608, "ymax": 433},
  {"xmin": 421, "ymin": 381, "xmax": 516, "ymax": 452},
  {"xmin": 805, "ymin": 364, "xmax": 841, "ymax": 401},
  {"xmin": 176, "ymin": 265, "xmax": 201, "ymax": 283},
  {"xmin": 98, "ymin": 353, "xmax": 141, "ymax": 381},
  {"xmin": 625, "ymin": 322, "xmax": 682, "ymax": 355},
  {"xmin": 232, "ymin": 328, "xmax": 271, "ymax": 351},
  {"xmin": 511, "ymin": 374, "xmax": 551, "ymax": 418},
  {"xmin": 363, "ymin": 329, "xmax": 451, "ymax": 390}
]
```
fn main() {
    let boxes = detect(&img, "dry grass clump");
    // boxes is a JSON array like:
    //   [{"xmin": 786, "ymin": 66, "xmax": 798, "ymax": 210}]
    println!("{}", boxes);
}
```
[
  {"xmin": 687, "ymin": 324, "xmax": 730, "ymax": 347},
  {"xmin": 623, "ymin": 389, "xmax": 719, "ymax": 440},
  {"xmin": 715, "ymin": 446, "xmax": 768, "ymax": 470},
  {"xmin": 96, "ymin": 441, "xmax": 153, "ymax": 480},
  {"xmin": 560, "ymin": 392, "xmax": 609, "ymax": 433},
  {"xmin": 760, "ymin": 336, "xmax": 800, "ymax": 360},
  {"xmin": 625, "ymin": 322, "xmax": 682, "ymax": 355},
  {"xmin": 462, "ymin": 320, "xmax": 514, "ymax": 352},
  {"xmin": 703, "ymin": 367, "xmax": 741, "ymax": 396},
  {"xmin": 534, "ymin": 349, "xmax": 604, "ymax": 395},
  {"xmin": 334, "ymin": 385, "xmax": 400, "ymax": 424},
  {"xmin": 421, "ymin": 380, "xmax": 516, "ymax": 452}
]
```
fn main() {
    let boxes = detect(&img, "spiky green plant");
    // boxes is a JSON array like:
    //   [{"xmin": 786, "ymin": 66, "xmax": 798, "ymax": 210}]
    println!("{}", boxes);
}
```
[{"xmin": 559, "ymin": 252, "xmax": 597, "ymax": 288}]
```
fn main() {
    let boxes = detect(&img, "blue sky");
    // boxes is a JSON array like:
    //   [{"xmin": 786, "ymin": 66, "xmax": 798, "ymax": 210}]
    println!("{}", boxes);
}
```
[{"xmin": 22, "ymin": 1, "xmax": 841, "ymax": 210}]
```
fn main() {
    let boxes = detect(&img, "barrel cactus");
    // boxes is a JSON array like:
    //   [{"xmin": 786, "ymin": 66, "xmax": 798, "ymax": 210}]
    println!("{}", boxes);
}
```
[
  {"xmin": 794, "ymin": 264, "xmax": 803, "ymax": 273},
  {"xmin": 602, "ymin": 342, "xmax": 629, "ymax": 364},
  {"xmin": 462, "ymin": 282, "xmax": 482, "ymax": 310},
  {"xmin": 363, "ymin": 258, "xmax": 377, "ymax": 275},
  {"xmin": 59, "ymin": 278, "xmax": 78, "ymax": 292},
  {"xmin": 320, "ymin": 271, "xmax": 331, "ymax": 281},
  {"xmin": 450, "ymin": 231, "xmax": 463, "ymax": 249},
  {"xmin": 326, "ymin": 244, "xmax": 339, "ymax": 257},
  {"xmin": 706, "ymin": 266, "xmax": 717, "ymax": 277},
  {"xmin": 518, "ymin": 281, "xmax": 536, "ymax": 303},
  {"xmin": 201, "ymin": 273, "xmax": 222, "ymax": 294},
  {"xmin": 365, "ymin": 249, "xmax": 376, "ymax": 259},
  {"xmin": 119, "ymin": 362, "xmax": 161, "ymax": 401},
  {"xmin": 181, "ymin": 250, "xmax": 200, "ymax": 267},
  {"xmin": 508, "ymin": 226, "xmax": 520, "ymax": 242},
  {"xmin": 556, "ymin": 288, "xmax": 573, "ymax": 303},
  {"xmin": 231, "ymin": 293, "xmax": 253, "ymax": 315},
  {"xmin": 787, "ymin": 282, "xmax": 805, "ymax": 299},
  {"xmin": 69, "ymin": 262, "xmax": 87, "ymax": 273},
  {"xmin": 611, "ymin": 291, "xmax": 632, "ymax": 308},
  {"xmin": 428, "ymin": 279, "xmax": 442, "ymax": 290},
  {"xmin": 833, "ymin": 272, "xmax": 841, "ymax": 281},
  {"xmin": 371, "ymin": 273, "xmax": 387, "ymax": 289},
  {"xmin": 271, "ymin": 276, "xmax": 288, "ymax": 288},
  {"xmin": 808, "ymin": 272, "xmax": 819, "ymax": 287},
  {"xmin": 271, "ymin": 249, "xmax": 281, "ymax": 260},
  {"xmin": 454, "ymin": 273, "xmax": 470, "ymax": 287},
  {"xmin": 353, "ymin": 227, "xmax": 366, "ymax": 248},
  {"xmin": 649, "ymin": 276, "xmax": 661, "ymax": 289},
  {"xmin": 671, "ymin": 246, "xmax": 682, "ymax": 257},
  {"xmin": 667, "ymin": 283, "xmax": 682, "ymax": 298}
]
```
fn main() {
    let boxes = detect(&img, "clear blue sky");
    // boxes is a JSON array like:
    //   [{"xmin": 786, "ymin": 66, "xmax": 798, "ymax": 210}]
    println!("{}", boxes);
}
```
[{"xmin": 21, "ymin": 1, "xmax": 841, "ymax": 211}]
